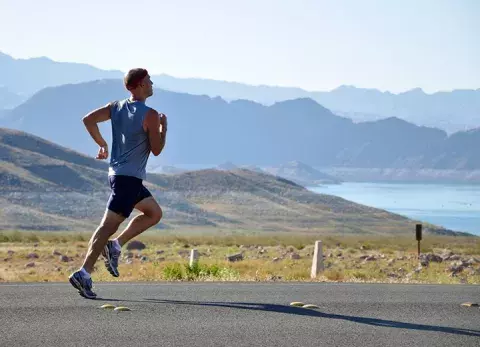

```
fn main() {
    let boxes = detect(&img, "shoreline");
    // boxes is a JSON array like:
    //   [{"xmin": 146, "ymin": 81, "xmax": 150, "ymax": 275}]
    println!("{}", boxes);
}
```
[
  {"xmin": 317, "ymin": 167, "xmax": 480, "ymax": 185},
  {"xmin": 307, "ymin": 182, "xmax": 480, "ymax": 237}
]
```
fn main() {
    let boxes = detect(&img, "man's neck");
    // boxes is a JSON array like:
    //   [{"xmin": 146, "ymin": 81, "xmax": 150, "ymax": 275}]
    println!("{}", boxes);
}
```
[{"xmin": 129, "ymin": 94, "xmax": 146, "ymax": 103}]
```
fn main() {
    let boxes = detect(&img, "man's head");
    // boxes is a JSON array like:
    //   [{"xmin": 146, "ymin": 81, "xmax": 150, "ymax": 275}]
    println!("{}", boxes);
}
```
[{"xmin": 124, "ymin": 68, "xmax": 153, "ymax": 99}]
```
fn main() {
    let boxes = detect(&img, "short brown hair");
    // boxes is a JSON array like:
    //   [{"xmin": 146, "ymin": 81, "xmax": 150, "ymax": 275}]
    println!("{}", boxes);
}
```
[{"xmin": 124, "ymin": 68, "xmax": 148, "ymax": 90}]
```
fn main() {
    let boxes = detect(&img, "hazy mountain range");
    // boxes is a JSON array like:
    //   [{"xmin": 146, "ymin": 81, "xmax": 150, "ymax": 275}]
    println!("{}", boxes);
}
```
[
  {"xmin": 262, "ymin": 161, "xmax": 341, "ymax": 186},
  {"xmin": 0, "ymin": 52, "xmax": 122, "ymax": 99},
  {"xmin": 4, "ymin": 127, "xmax": 466, "ymax": 236},
  {"xmin": 1, "ymin": 51, "xmax": 479, "ymax": 133},
  {"xmin": 0, "ymin": 86, "xmax": 23, "ymax": 109},
  {"xmin": 153, "ymin": 78, "xmax": 480, "ymax": 134},
  {"xmin": 2, "ymin": 78, "xmax": 480, "ymax": 183}
]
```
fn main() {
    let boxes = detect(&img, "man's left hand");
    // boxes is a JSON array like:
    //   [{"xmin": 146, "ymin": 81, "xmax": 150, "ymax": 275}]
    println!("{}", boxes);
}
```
[{"xmin": 159, "ymin": 113, "xmax": 167, "ymax": 134}]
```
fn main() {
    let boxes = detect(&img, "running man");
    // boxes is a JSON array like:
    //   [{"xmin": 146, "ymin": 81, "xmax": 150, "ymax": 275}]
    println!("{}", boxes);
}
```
[{"xmin": 69, "ymin": 68, "xmax": 167, "ymax": 299}]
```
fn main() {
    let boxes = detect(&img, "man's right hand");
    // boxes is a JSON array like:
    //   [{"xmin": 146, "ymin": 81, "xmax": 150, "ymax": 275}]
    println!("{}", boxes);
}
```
[{"xmin": 96, "ymin": 144, "xmax": 109, "ymax": 160}]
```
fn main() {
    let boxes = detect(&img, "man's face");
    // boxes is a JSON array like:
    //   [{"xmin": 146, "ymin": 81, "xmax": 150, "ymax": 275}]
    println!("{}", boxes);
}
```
[{"xmin": 141, "ymin": 75, "xmax": 154, "ymax": 97}]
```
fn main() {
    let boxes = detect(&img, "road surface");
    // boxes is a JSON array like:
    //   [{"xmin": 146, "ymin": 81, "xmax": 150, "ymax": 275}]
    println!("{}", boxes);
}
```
[{"xmin": 0, "ymin": 282, "xmax": 479, "ymax": 346}]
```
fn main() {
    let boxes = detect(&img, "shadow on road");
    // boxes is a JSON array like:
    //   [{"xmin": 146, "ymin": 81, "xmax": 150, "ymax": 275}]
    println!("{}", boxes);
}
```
[{"xmin": 97, "ymin": 297, "xmax": 480, "ymax": 337}]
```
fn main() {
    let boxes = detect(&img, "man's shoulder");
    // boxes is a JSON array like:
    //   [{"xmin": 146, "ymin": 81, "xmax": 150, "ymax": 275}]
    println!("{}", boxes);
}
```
[
  {"xmin": 113, "ymin": 99, "xmax": 127, "ymax": 107},
  {"xmin": 145, "ymin": 106, "xmax": 159, "ymax": 116},
  {"xmin": 106, "ymin": 99, "xmax": 122, "ymax": 110}
]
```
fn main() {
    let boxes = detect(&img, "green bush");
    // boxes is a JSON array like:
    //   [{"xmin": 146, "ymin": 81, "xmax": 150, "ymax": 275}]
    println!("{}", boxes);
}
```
[
  {"xmin": 162, "ymin": 262, "xmax": 238, "ymax": 281},
  {"xmin": 0, "ymin": 231, "xmax": 24, "ymax": 242},
  {"xmin": 162, "ymin": 263, "xmax": 184, "ymax": 280}
]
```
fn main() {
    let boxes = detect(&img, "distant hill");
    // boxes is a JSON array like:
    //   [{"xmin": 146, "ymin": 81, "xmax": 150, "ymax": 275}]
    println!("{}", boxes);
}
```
[
  {"xmin": 240, "ymin": 165, "xmax": 265, "ymax": 174},
  {"xmin": 1, "ymin": 52, "xmax": 479, "ymax": 133},
  {"xmin": 0, "ymin": 127, "xmax": 468, "ymax": 236},
  {"xmin": 4, "ymin": 79, "xmax": 480, "ymax": 182},
  {"xmin": 313, "ymin": 86, "xmax": 480, "ymax": 134},
  {"xmin": 264, "ymin": 161, "xmax": 341, "ymax": 186},
  {"xmin": 0, "ymin": 87, "xmax": 24, "ymax": 109},
  {"xmin": 217, "ymin": 161, "xmax": 238, "ymax": 171}
]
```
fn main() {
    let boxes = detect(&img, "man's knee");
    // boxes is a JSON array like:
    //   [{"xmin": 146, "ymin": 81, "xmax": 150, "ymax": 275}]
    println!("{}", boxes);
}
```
[
  {"xmin": 135, "ymin": 197, "xmax": 162, "ymax": 225},
  {"xmin": 100, "ymin": 210, "xmax": 124, "ymax": 234},
  {"xmin": 150, "ymin": 205, "xmax": 162, "ymax": 225}
]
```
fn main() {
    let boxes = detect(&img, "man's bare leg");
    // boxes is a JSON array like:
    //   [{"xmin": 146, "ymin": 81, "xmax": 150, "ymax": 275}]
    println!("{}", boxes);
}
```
[
  {"xmin": 114, "ymin": 197, "xmax": 162, "ymax": 247},
  {"xmin": 82, "ymin": 209, "xmax": 125, "ymax": 273},
  {"xmin": 69, "ymin": 209, "xmax": 124, "ymax": 298}
]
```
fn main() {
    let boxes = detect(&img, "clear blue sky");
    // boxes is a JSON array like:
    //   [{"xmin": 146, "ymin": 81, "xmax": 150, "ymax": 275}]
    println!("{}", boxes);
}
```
[{"xmin": 0, "ymin": 0, "xmax": 478, "ymax": 93}]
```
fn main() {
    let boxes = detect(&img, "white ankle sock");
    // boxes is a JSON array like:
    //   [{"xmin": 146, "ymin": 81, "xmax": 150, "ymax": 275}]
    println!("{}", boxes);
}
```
[
  {"xmin": 79, "ymin": 267, "xmax": 91, "ymax": 279},
  {"xmin": 112, "ymin": 239, "xmax": 121, "ymax": 251}
]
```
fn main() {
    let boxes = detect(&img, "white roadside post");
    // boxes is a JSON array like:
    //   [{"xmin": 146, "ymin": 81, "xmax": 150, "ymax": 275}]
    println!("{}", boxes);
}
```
[
  {"xmin": 190, "ymin": 249, "xmax": 199, "ymax": 267},
  {"xmin": 311, "ymin": 240, "xmax": 324, "ymax": 279}
]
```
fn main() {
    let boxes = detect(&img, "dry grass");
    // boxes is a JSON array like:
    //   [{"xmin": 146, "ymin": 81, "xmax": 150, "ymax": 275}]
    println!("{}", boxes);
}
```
[{"xmin": 0, "ymin": 230, "xmax": 479, "ymax": 284}]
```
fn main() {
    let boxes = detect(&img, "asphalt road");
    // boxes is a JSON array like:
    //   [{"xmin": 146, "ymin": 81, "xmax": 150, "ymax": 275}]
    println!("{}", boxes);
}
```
[{"xmin": 0, "ymin": 282, "xmax": 479, "ymax": 346}]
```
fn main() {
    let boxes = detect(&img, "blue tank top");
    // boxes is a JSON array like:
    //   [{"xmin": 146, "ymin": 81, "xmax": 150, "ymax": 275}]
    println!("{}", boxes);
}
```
[{"xmin": 108, "ymin": 98, "xmax": 152, "ymax": 180}]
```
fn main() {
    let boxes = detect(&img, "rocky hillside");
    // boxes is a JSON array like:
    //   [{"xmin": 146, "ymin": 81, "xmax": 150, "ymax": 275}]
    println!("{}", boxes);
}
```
[{"xmin": 0, "ymin": 127, "xmax": 471, "ymax": 236}]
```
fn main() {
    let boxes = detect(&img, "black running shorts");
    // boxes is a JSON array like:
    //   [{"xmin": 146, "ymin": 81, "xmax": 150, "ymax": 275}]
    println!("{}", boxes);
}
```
[{"xmin": 106, "ymin": 175, "xmax": 152, "ymax": 218}]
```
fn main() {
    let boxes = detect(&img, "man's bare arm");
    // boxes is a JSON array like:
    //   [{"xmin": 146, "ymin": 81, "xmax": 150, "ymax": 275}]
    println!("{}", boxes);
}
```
[
  {"xmin": 144, "ymin": 109, "xmax": 167, "ymax": 156},
  {"xmin": 82, "ymin": 103, "xmax": 111, "ymax": 159},
  {"xmin": 83, "ymin": 103, "xmax": 111, "ymax": 146}
]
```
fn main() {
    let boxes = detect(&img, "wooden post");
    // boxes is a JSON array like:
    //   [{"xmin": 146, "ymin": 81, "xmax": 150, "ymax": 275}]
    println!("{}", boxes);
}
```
[
  {"xmin": 416, "ymin": 224, "xmax": 422, "ymax": 259},
  {"xmin": 311, "ymin": 240, "xmax": 324, "ymax": 279},
  {"xmin": 189, "ymin": 249, "xmax": 199, "ymax": 267}
]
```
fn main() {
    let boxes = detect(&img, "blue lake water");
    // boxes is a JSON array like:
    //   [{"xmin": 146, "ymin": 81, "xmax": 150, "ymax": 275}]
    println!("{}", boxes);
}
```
[{"xmin": 308, "ymin": 183, "xmax": 480, "ymax": 236}]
